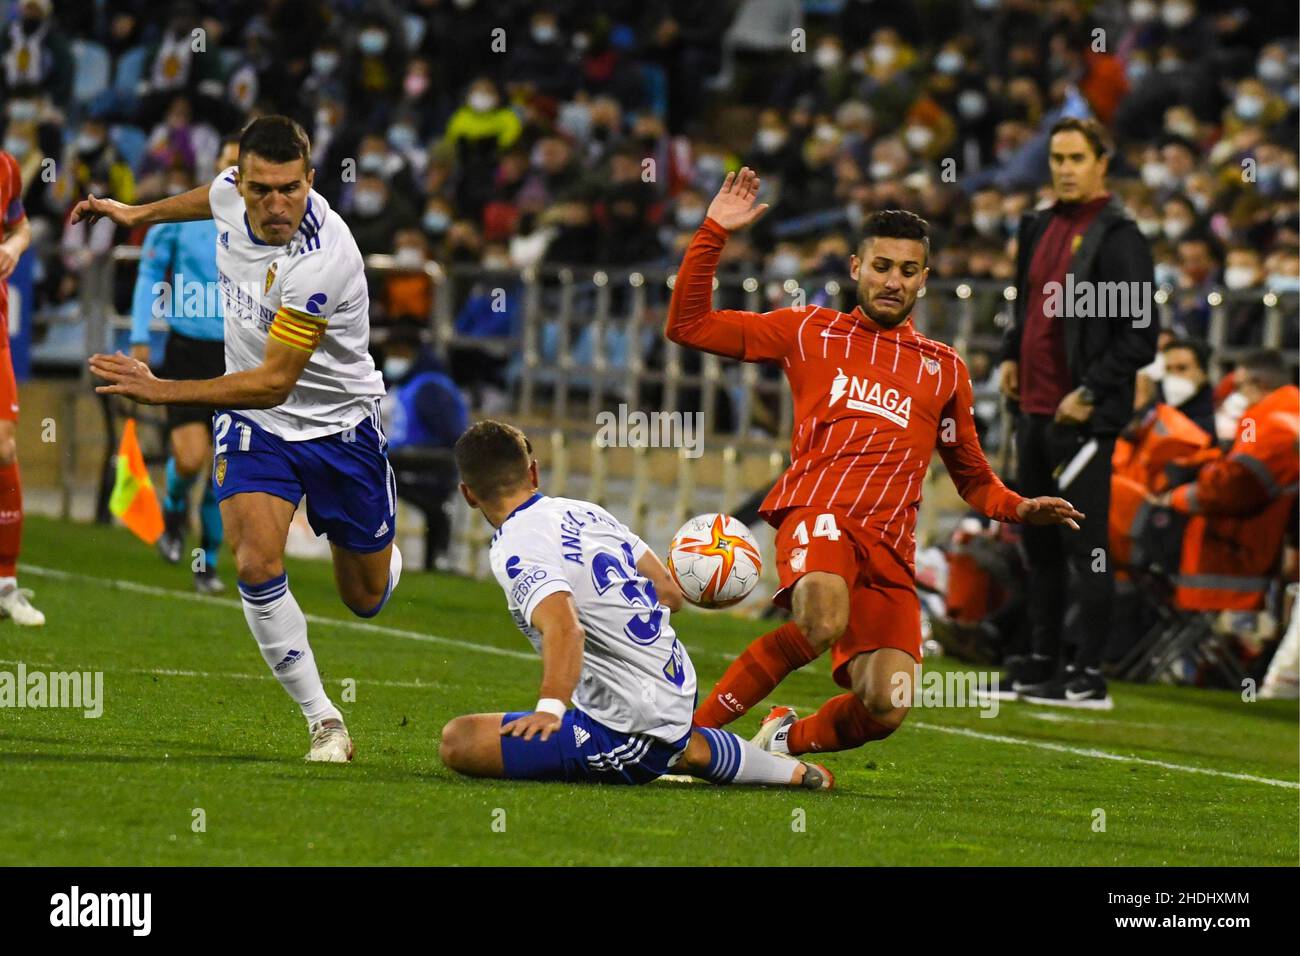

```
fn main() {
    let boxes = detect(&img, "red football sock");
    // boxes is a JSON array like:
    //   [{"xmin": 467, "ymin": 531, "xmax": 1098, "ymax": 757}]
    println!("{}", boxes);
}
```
[
  {"xmin": 693, "ymin": 622, "xmax": 818, "ymax": 728},
  {"xmin": 0, "ymin": 461, "xmax": 22, "ymax": 579},
  {"xmin": 787, "ymin": 694, "xmax": 896, "ymax": 754}
]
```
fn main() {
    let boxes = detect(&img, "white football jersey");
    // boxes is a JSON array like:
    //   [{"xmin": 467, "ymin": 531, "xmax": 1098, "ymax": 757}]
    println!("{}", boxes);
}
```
[
  {"xmin": 208, "ymin": 166, "xmax": 385, "ymax": 440},
  {"xmin": 489, "ymin": 495, "xmax": 697, "ymax": 742}
]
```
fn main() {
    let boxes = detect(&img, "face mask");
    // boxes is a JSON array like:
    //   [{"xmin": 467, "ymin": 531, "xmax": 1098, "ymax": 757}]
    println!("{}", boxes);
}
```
[
  {"xmin": 404, "ymin": 73, "xmax": 429, "ymax": 98},
  {"xmin": 1281, "ymin": 166, "xmax": 1299, "ymax": 191},
  {"xmin": 814, "ymin": 46, "xmax": 841, "ymax": 70},
  {"xmin": 904, "ymin": 125, "xmax": 934, "ymax": 152},
  {"xmin": 359, "ymin": 30, "xmax": 388, "ymax": 55},
  {"xmin": 1161, "ymin": 373, "xmax": 1198, "ymax": 408},
  {"xmin": 1159, "ymin": 58, "xmax": 1183, "ymax": 74},
  {"xmin": 8, "ymin": 99, "xmax": 38, "ymax": 122},
  {"xmin": 869, "ymin": 161, "xmax": 896, "ymax": 181},
  {"xmin": 973, "ymin": 211, "xmax": 1002, "ymax": 236},
  {"xmin": 423, "ymin": 210, "xmax": 450, "ymax": 233},
  {"xmin": 768, "ymin": 254, "xmax": 801, "ymax": 278},
  {"xmin": 468, "ymin": 91, "xmax": 498, "ymax": 112},
  {"xmin": 1165, "ymin": 118, "xmax": 1197, "ymax": 138},
  {"xmin": 354, "ymin": 190, "xmax": 384, "ymax": 216},
  {"xmin": 1265, "ymin": 273, "xmax": 1300, "ymax": 293},
  {"xmin": 312, "ymin": 51, "xmax": 339, "ymax": 75},
  {"xmin": 1235, "ymin": 94, "xmax": 1264, "ymax": 120},
  {"xmin": 1224, "ymin": 266, "xmax": 1258, "ymax": 290},
  {"xmin": 389, "ymin": 125, "xmax": 417, "ymax": 150},
  {"xmin": 1259, "ymin": 58, "xmax": 1288, "ymax": 84},
  {"xmin": 1130, "ymin": 0, "xmax": 1157, "ymax": 20},
  {"xmin": 814, "ymin": 123, "xmax": 839, "ymax": 143},
  {"xmin": 1163, "ymin": 217, "xmax": 1191, "ymax": 241},
  {"xmin": 1188, "ymin": 191, "xmax": 1211, "ymax": 214},
  {"xmin": 695, "ymin": 158, "xmax": 726, "ymax": 184},
  {"xmin": 957, "ymin": 90, "xmax": 987, "ymax": 119},
  {"xmin": 1154, "ymin": 263, "xmax": 1179, "ymax": 286},
  {"xmin": 3, "ymin": 136, "xmax": 29, "ymax": 159},
  {"xmin": 394, "ymin": 247, "xmax": 424, "ymax": 269},
  {"xmin": 756, "ymin": 128, "xmax": 786, "ymax": 152},
  {"xmin": 532, "ymin": 23, "xmax": 557, "ymax": 44},
  {"xmin": 483, "ymin": 256, "xmax": 510, "ymax": 270},
  {"xmin": 1127, "ymin": 61, "xmax": 1151, "ymax": 84},
  {"xmin": 75, "ymin": 133, "xmax": 104, "ymax": 154},
  {"xmin": 1216, "ymin": 390, "xmax": 1249, "ymax": 441},
  {"xmin": 1137, "ymin": 218, "xmax": 1162, "ymax": 237},
  {"xmin": 358, "ymin": 153, "xmax": 385, "ymax": 175},
  {"xmin": 1162, "ymin": 2, "xmax": 1193, "ymax": 28},
  {"xmin": 1141, "ymin": 161, "xmax": 1169, "ymax": 189},
  {"xmin": 675, "ymin": 205, "xmax": 705, "ymax": 229},
  {"xmin": 870, "ymin": 45, "xmax": 897, "ymax": 68},
  {"xmin": 935, "ymin": 51, "xmax": 964, "ymax": 76},
  {"xmin": 384, "ymin": 356, "xmax": 413, "ymax": 380}
]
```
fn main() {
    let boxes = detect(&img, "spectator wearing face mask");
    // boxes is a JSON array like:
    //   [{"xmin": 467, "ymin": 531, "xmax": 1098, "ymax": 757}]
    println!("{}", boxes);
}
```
[
  {"xmin": 348, "ymin": 173, "xmax": 416, "ymax": 258},
  {"xmin": 1169, "ymin": 232, "xmax": 1221, "ymax": 339},
  {"xmin": 1222, "ymin": 77, "xmax": 1289, "ymax": 139},
  {"xmin": 443, "ymin": 78, "xmax": 523, "ymax": 216},
  {"xmin": 508, "ymin": 11, "xmax": 579, "ymax": 99},
  {"xmin": 0, "ymin": 0, "xmax": 72, "ymax": 109},
  {"xmin": 351, "ymin": 15, "xmax": 407, "ymax": 104},
  {"xmin": 378, "ymin": 328, "xmax": 469, "ymax": 571},
  {"xmin": 379, "ymin": 229, "xmax": 435, "ymax": 327},
  {"xmin": 1134, "ymin": 336, "xmax": 1216, "ymax": 435},
  {"xmin": 51, "ymin": 116, "xmax": 136, "ymax": 213}
]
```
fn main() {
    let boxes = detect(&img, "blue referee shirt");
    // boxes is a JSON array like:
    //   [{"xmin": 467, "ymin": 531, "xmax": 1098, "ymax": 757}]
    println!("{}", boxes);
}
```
[{"xmin": 129, "ymin": 219, "xmax": 224, "ymax": 344}]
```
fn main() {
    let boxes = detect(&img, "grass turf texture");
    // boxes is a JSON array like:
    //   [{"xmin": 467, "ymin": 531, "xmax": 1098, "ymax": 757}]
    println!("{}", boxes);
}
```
[{"xmin": 2, "ymin": 514, "xmax": 1296, "ymax": 866}]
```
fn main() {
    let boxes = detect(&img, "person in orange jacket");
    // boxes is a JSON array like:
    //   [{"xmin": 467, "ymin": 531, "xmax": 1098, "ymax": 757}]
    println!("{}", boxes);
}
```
[{"xmin": 1155, "ymin": 350, "xmax": 1299, "ymax": 611}]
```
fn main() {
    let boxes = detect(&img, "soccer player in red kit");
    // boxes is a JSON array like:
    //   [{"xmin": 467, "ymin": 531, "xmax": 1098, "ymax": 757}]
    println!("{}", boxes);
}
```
[
  {"xmin": 0, "ymin": 147, "xmax": 42, "ymax": 626},
  {"xmin": 668, "ymin": 168, "xmax": 1082, "ymax": 756}
]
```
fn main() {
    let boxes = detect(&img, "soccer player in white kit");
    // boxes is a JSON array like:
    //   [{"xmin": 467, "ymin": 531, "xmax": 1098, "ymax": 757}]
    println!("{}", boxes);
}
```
[
  {"xmin": 439, "ymin": 421, "xmax": 833, "ymax": 789},
  {"xmin": 77, "ymin": 117, "xmax": 400, "ymax": 763}
]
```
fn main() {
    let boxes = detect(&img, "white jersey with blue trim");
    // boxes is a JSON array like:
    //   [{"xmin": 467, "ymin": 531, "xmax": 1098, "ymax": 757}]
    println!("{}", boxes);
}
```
[
  {"xmin": 489, "ymin": 494, "xmax": 697, "ymax": 743},
  {"xmin": 208, "ymin": 166, "xmax": 385, "ymax": 441}
]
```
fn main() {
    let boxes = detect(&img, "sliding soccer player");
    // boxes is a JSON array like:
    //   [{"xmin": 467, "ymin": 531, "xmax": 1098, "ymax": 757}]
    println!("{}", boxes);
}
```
[
  {"xmin": 77, "ymin": 116, "xmax": 400, "ymax": 763},
  {"xmin": 669, "ymin": 168, "xmax": 1083, "ymax": 756},
  {"xmin": 439, "ymin": 419, "xmax": 831, "ymax": 790}
]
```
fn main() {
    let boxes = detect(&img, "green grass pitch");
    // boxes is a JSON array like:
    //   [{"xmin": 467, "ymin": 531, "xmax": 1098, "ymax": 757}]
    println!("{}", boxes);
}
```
[{"xmin": 1, "ymin": 514, "xmax": 1296, "ymax": 866}]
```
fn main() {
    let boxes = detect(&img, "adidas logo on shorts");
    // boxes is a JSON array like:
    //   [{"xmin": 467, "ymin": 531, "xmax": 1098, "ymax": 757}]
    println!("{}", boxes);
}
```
[
  {"xmin": 573, "ymin": 725, "xmax": 590, "ymax": 747},
  {"xmin": 374, "ymin": 520, "xmax": 389, "ymax": 538}
]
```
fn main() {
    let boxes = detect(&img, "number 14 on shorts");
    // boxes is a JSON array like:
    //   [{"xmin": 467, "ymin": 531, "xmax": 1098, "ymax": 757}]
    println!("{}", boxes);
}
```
[{"xmin": 792, "ymin": 513, "xmax": 841, "ymax": 544}]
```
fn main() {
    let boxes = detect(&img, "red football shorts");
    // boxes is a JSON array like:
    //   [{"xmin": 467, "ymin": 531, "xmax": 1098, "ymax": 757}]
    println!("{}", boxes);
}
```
[
  {"xmin": 0, "ymin": 340, "xmax": 17, "ymax": 422},
  {"xmin": 771, "ymin": 506, "xmax": 922, "ymax": 687}
]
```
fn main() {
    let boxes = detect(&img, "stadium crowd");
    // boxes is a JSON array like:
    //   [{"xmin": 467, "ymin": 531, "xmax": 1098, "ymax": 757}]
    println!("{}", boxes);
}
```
[{"xmin": 3, "ymin": 0, "xmax": 1297, "ymax": 688}]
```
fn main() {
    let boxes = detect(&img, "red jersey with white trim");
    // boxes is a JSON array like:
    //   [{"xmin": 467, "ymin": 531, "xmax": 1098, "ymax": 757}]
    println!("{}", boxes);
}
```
[
  {"xmin": 0, "ymin": 150, "xmax": 26, "ymax": 335},
  {"xmin": 666, "ymin": 217, "xmax": 1024, "ymax": 571}
]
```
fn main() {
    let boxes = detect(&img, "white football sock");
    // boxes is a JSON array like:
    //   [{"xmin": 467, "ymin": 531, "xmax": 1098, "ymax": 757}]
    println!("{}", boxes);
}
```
[
  {"xmin": 238, "ymin": 573, "xmax": 339, "ymax": 726},
  {"xmin": 696, "ymin": 727, "xmax": 799, "ymax": 785}
]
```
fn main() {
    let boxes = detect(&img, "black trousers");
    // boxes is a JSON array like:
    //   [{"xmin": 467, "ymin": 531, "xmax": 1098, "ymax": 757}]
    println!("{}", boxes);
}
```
[{"xmin": 1015, "ymin": 413, "xmax": 1115, "ymax": 669}]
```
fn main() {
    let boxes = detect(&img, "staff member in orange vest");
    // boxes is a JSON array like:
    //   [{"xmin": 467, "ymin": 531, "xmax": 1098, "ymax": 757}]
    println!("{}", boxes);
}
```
[{"xmin": 1157, "ymin": 350, "xmax": 1300, "ymax": 610}]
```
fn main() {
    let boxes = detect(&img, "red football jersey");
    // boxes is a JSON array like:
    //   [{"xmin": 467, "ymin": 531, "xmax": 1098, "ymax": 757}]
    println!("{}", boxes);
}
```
[
  {"xmin": 0, "ymin": 150, "xmax": 27, "ymax": 334},
  {"xmin": 667, "ymin": 218, "xmax": 1024, "ymax": 570}
]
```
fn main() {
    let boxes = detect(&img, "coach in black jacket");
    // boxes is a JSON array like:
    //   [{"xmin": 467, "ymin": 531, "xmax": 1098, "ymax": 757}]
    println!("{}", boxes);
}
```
[{"xmin": 997, "ymin": 118, "xmax": 1157, "ymax": 708}]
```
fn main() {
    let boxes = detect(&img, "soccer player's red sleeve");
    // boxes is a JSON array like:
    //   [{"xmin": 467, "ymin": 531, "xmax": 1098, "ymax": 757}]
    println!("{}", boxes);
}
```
[
  {"xmin": 665, "ymin": 217, "xmax": 794, "ymax": 362},
  {"xmin": 937, "ymin": 357, "xmax": 1025, "ymax": 522}
]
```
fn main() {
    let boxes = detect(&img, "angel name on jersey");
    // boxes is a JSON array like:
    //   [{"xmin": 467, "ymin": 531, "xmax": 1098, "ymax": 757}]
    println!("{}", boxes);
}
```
[{"xmin": 558, "ymin": 507, "xmax": 626, "ymax": 565}]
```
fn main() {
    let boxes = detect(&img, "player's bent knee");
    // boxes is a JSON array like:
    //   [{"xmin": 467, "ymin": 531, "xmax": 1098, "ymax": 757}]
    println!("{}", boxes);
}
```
[
  {"xmin": 438, "ymin": 717, "xmax": 471, "ymax": 772},
  {"xmin": 860, "ymin": 689, "xmax": 909, "ymax": 732}
]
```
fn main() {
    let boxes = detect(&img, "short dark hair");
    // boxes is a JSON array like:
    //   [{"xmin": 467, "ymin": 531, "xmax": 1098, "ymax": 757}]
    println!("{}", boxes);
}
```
[
  {"xmin": 1238, "ymin": 349, "xmax": 1289, "ymax": 391},
  {"xmin": 238, "ymin": 115, "xmax": 311, "ymax": 172},
  {"xmin": 1162, "ymin": 336, "xmax": 1211, "ymax": 374},
  {"xmin": 1049, "ymin": 117, "xmax": 1112, "ymax": 160},
  {"xmin": 859, "ymin": 209, "xmax": 930, "ymax": 264},
  {"xmin": 454, "ymin": 420, "xmax": 535, "ymax": 502}
]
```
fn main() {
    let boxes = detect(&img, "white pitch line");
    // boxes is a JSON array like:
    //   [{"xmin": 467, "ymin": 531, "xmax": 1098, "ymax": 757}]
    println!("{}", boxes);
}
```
[
  {"xmin": 912, "ymin": 721, "xmax": 1299, "ymax": 790},
  {"xmin": 22, "ymin": 565, "xmax": 1296, "ymax": 790}
]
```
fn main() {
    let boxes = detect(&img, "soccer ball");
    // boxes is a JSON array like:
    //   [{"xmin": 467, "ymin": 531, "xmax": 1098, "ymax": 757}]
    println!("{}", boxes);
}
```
[{"xmin": 667, "ymin": 513, "xmax": 763, "ymax": 609}]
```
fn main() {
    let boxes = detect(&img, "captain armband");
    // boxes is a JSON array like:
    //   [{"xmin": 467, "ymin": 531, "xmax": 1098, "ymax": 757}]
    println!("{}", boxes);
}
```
[{"xmin": 268, "ymin": 306, "xmax": 328, "ymax": 352}]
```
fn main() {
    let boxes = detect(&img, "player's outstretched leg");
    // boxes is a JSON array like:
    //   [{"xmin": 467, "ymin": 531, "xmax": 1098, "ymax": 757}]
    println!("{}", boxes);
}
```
[
  {"xmin": 224, "ymin": 492, "xmax": 351, "ymax": 761},
  {"xmin": 332, "ymin": 542, "xmax": 402, "ymax": 618},
  {"xmin": 762, "ymin": 648, "xmax": 913, "ymax": 756},
  {"xmin": 693, "ymin": 571, "xmax": 846, "ymax": 728},
  {"xmin": 438, "ymin": 711, "xmax": 831, "ymax": 789}
]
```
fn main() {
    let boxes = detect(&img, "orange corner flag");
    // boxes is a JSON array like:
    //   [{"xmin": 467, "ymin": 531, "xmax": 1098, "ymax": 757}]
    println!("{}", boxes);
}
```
[{"xmin": 109, "ymin": 418, "xmax": 164, "ymax": 544}]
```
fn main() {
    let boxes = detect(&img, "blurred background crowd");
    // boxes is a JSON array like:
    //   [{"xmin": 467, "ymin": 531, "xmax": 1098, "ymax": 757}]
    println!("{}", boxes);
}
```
[{"xmin": 5, "ymin": 0, "xmax": 1298, "ymax": 387}]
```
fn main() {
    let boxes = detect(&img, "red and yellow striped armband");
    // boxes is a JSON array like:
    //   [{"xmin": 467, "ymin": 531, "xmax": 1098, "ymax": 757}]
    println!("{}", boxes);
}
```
[{"xmin": 269, "ymin": 306, "xmax": 327, "ymax": 353}]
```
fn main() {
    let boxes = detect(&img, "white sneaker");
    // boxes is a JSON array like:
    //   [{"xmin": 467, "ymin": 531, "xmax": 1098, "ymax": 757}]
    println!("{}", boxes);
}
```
[
  {"xmin": 750, "ymin": 705, "xmax": 797, "ymax": 753},
  {"xmin": 305, "ymin": 717, "xmax": 354, "ymax": 762},
  {"xmin": 0, "ymin": 587, "xmax": 45, "ymax": 626}
]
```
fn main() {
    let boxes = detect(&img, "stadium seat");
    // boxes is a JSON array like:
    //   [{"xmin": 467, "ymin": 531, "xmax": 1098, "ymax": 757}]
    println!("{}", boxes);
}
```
[
  {"xmin": 109, "ymin": 125, "xmax": 148, "ymax": 174},
  {"xmin": 71, "ymin": 40, "xmax": 112, "ymax": 106},
  {"xmin": 112, "ymin": 45, "xmax": 149, "ymax": 114}
]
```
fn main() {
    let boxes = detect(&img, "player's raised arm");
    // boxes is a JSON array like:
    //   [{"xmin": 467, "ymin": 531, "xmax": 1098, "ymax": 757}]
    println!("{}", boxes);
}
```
[
  {"xmin": 665, "ymin": 167, "xmax": 794, "ymax": 362},
  {"xmin": 938, "ymin": 356, "xmax": 1084, "ymax": 530},
  {"xmin": 70, "ymin": 181, "xmax": 213, "ymax": 230},
  {"xmin": 636, "ymin": 548, "xmax": 684, "ymax": 613},
  {"xmin": 500, "ymin": 590, "xmax": 585, "ymax": 742}
]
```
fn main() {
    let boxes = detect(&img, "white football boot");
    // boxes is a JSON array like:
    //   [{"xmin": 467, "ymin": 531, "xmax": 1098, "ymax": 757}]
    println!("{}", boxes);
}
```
[
  {"xmin": 305, "ymin": 717, "xmax": 354, "ymax": 763},
  {"xmin": 0, "ymin": 587, "xmax": 45, "ymax": 626}
]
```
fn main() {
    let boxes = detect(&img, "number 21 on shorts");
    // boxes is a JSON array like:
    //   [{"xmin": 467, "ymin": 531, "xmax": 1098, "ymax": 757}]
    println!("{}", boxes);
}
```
[
  {"xmin": 213, "ymin": 412, "xmax": 251, "ymax": 455},
  {"xmin": 792, "ymin": 513, "xmax": 841, "ymax": 544}
]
